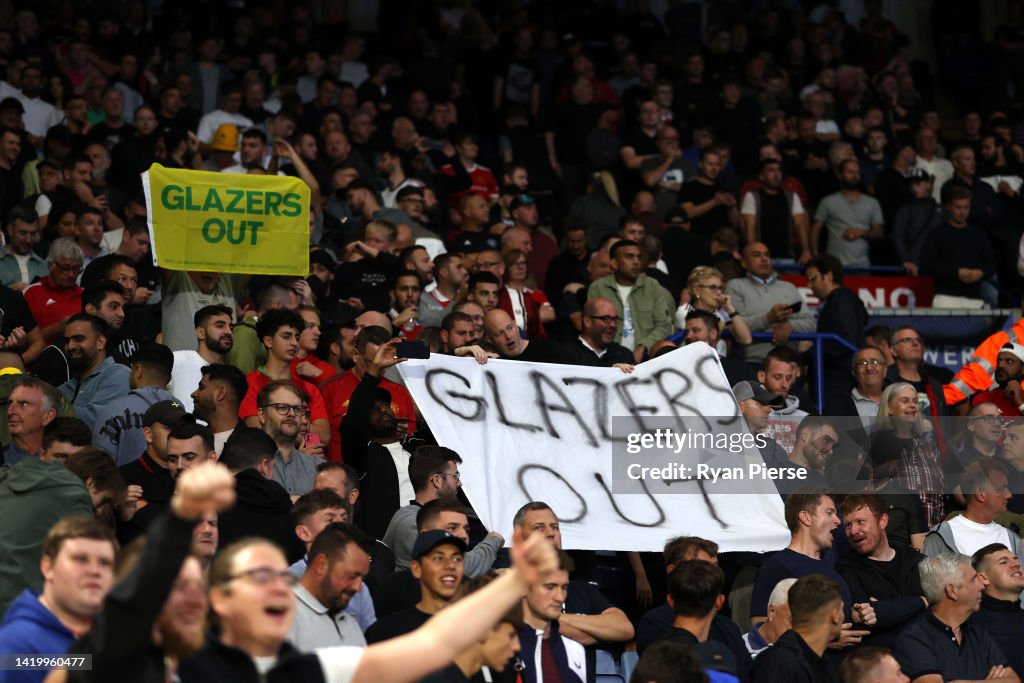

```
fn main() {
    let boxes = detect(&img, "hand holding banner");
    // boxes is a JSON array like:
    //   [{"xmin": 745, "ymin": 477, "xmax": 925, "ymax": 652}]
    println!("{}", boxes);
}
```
[{"xmin": 142, "ymin": 163, "xmax": 311, "ymax": 275}]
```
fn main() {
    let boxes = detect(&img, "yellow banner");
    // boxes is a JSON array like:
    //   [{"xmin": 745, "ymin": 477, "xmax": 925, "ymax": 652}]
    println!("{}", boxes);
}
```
[{"xmin": 142, "ymin": 164, "xmax": 310, "ymax": 276}]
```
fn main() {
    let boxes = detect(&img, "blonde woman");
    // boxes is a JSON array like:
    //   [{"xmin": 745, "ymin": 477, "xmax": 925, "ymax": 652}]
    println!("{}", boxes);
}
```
[
  {"xmin": 675, "ymin": 266, "xmax": 752, "ymax": 351},
  {"xmin": 868, "ymin": 382, "xmax": 945, "ymax": 526}
]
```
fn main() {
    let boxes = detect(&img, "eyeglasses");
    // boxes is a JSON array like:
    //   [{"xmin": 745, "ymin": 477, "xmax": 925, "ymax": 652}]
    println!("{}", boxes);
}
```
[
  {"xmin": 698, "ymin": 284, "xmax": 724, "ymax": 293},
  {"xmin": 435, "ymin": 471, "xmax": 462, "ymax": 480},
  {"xmin": 53, "ymin": 262, "xmax": 83, "ymax": 273},
  {"xmin": 855, "ymin": 359, "xmax": 884, "ymax": 367},
  {"xmin": 260, "ymin": 402, "xmax": 309, "ymax": 417},
  {"xmin": 587, "ymin": 315, "xmax": 621, "ymax": 324},
  {"xmin": 221, "ymin": 567, "xmax": 298, "ymax": 587},
  {"xmin": 894, "ymin": 337, "xmax": 923, "ymax": 346},
  {"xmin": 970, "ymin": 415, "xmax": 1004, "ymax": 425}
]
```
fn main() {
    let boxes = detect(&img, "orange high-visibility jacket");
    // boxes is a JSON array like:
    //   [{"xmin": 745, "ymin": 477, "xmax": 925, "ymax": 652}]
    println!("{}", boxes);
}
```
[{"xmin": 944, "ymin": 317, "xmax": 1024, "ymax": 405}]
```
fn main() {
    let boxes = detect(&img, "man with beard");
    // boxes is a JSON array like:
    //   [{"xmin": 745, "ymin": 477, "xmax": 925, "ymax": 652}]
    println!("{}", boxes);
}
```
[
  {"xmin": 451, "ymin": 301, "xmax": 485, "ymax": 344},
  {"xmin": 811, "ymin": 158, "xmax": 884, "ymax": 267},
  {"xmin": 57, "ymin": 314, "xmax": 130, "ymax": 429},
  {"xmin": 971, "ymin": 544, "xmax": 1024, "ymax": 678},
  {"xmin": 82, "ymin": 254, "xmax": 160, "ymax": 358},
  {"xmin": 190, "ymin": 364, "xmax": 246, "ymax": 456},
  {"xmin": 568, "ymin": 297, "xmax": 635, "ymax": 368},
  {"xmin": 340, "ymin": 337, "xmax": 425, "ymax": 538},
  {"xmin": 389, "ymin": 271, "xmax": 422, "ymax": 340},
  {"xmin": 366, "ymin": 530, "xmax": 467, "ymax": 643},
  {"xmin": 835, "ymin": 494, "xmax": 927, "ymax": 648},
  {"xmin": 290, "ymin": 523, "xmax": 372, "ymax": 650},
  {"xmin": 587, "ymin": 240, "xmax": 673, "ymax": 363},
  {"xmin": 238, "ymin": 308, "xmax": 330, "ymax": 446},
  {"xmin": 400, "ymin": 245, "xmax": 435, "ymax": 286},
  {"xmin": 81, "ymin": 281, "xmax": 131, "ymax": 364},
  {"xmin": 785, "ymin": 417, "xmax": 839, "ymax": 489},
  {"xmin": 54, "ymin": 461, "xmax": 237, "ymax": 683},
  {"xmin": 169, "ymin": 305, "xmax": 234, "ymax": 414},
  {"xmin": 257, "ymin": 380, "xmax": 325, "ymax": 497},
  {"xmin": 321, "ymin": 326, "xmax": 418, "ymax": 464},
  {"xmin": 971, "ymin": 344, "xmax": 1024, "ymax": 417}
]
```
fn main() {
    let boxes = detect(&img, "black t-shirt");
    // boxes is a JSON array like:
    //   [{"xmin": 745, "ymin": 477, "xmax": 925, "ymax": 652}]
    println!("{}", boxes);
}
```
[
  {"xmin": 0, "ymin": 284, "xmax": 37, "ymax": 335},
  {"xmin": 446, "ymin": 230, "xmax": 500, "ymax": 255},
  {"xmin": 0, "ymin": 166, "xmax": 23, "ymax": 225},
  {"xmin": 420, "ymin": 665, "xmax": 471, "ymax": 683},
  {"xmin": 514, "ymin": 339, "xmax": 576, "ymax": 365},
  {"xmin": 620, "ymin": 127, "xmax": 658, "ymax": 158},
  {"xmin": 87, "ymin": 121, "xmax": 136, "ymax": 151},
  {"xmin": 677, "ymin": 180, "xmax": 728, "ymax": 237},
  {"xmin": 365, "ymin": 605, "xmax": 431, "ymax": 644},
  {"xmin": 118, "ymin": 451, "xmax": 175, "ymax": 540},
  {"xmin": 333, "ymin": 253, "xmax": 399, "ymax": 313},
  {"xmin": 549, "ymin": 102, "xmax": 601, "ymax": 165},
  {"xmin": 371, "ymin": 569, "xmax": 420, "ymax": 618}
]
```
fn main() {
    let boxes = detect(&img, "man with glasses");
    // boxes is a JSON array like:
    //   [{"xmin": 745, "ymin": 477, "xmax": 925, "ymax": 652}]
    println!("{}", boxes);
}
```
[
  {"xmin": 238, "ymin": 308, "xmax": 330, "ymax": 447},
  {"xmin": 959, "ymin": 403, "xmax": 1004, "ymax": 465},
  {"xmin": 256, "ymin": 380, "xmax": 324, "ymax": 497},
  {"xmin": 971, "ymin": 344, "xmax": 1024, "ymax": 418},
  {"xmin": 24, "ymin": 237, "xmax": 84, "ymax": 343},
  {"xmin": 568, "ymin": 297, "xmax": 634, "ymax": 368},
  {"xmin": 885, "ymin": 324, "xmax": 952, "ymax": 421},
  {"xmin": 825, "ymin": 346, "xmax": 886, "ymax": 428}
]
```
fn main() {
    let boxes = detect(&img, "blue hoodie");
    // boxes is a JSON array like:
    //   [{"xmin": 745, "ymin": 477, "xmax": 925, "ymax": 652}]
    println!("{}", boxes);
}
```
[
  {"xmin": 90, "ymin": 387, "xmax": 181, "ymax": 466},
  {"xmin": 0, "ymin": 589, "xmax": 78, "ymax": 683}
]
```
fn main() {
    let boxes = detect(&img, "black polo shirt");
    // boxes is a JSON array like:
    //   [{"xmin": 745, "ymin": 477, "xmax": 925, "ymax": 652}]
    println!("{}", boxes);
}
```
[{"xmin": 893, "ymin": 611, "xmax": 1010, "ymax": 681}]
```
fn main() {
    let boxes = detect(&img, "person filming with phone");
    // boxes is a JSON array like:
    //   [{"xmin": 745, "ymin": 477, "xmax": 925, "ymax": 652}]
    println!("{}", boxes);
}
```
[{"xmin": 726, "ymin": 242, "xmax": 815, "ymax": 364}]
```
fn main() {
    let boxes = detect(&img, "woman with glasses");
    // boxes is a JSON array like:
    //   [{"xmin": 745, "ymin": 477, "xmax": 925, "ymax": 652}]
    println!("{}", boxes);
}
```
[
  {"xmin": 675, "ymin": 265, "xmax": 752, "ymax": 352},
  {"xmin": 497, "ymin": 248, "xmax": 552, "ymax": 340}
]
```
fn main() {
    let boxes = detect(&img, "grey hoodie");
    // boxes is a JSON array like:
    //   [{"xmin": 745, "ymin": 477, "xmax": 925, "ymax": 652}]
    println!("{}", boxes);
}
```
[
  {"xmin": 91, "ymin": 386, "xmax": 182, "ymax": 466},
  {"xmin": 923, "ymin": 517, "xmax": 1024, "ymax": 568}
]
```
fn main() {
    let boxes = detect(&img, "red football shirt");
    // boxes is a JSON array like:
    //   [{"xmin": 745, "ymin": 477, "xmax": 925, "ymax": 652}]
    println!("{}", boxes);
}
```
[{"xmin": 320, "ymin": 370, "xmax": 419, "ymax": 463}]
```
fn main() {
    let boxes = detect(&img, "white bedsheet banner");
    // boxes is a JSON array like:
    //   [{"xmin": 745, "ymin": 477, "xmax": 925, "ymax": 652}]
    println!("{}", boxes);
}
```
[{"xmin": 398, "ymin": 343, "xmax": 789, "ymax": 552}]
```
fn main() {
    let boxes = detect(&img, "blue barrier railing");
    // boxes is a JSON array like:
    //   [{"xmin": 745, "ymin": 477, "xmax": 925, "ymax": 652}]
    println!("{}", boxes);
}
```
[
  {"xmin": 772, "ymin": 262, "xmax": 908, "ymax": 274},
  {"xmin": 667, "ymin": 331, "xmax": 860, "ymax": 414}
]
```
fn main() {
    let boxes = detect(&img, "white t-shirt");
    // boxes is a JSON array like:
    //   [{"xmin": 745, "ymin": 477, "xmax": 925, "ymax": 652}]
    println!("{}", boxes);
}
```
[
  {"xmin": 18, "ymin": 95, "xmax": 62, "ymax": 138},
  {"xmin": 384, "ymin": 441, "xmax": 415, "ymax": 508},
  {"xmin": 169, "ymin": 350, "xmax": 210, "ymax": 413},
  {"xmin": 947, "ymin": 515, "xmax": 1011, "ymax": 558},
  {"xmin": 615, "ymin": 282, "xmax": 635, "ymax": 350},
  {"xmin": 13, "ymin": 252, "xmax": 30, "ymax": 283}
]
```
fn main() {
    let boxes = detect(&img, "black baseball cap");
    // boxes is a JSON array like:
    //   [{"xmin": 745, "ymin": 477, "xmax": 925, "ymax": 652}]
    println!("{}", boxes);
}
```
[
  {"xmin": 411, "ymin": 530, "xmax": 467, "ymax": 558},
  {"xmin": 142, "ymin": 400, "xmax": 195, "ymax": 428}
]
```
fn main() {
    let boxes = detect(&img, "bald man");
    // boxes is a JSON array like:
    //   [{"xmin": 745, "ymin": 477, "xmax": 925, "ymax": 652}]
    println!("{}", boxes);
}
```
[
  {"xmin": 725, "ymin": 242, "xmax": 814, "ymax": 363},
  {"xmin": 483, "ymin": 310, "xmax": 574, "ymax": 364}
]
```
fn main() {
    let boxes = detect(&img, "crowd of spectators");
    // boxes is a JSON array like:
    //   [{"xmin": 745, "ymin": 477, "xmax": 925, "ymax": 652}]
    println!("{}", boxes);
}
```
[{"xmin": 1, "ymin": 1, "xmax": 1024, "ymax": 683}]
